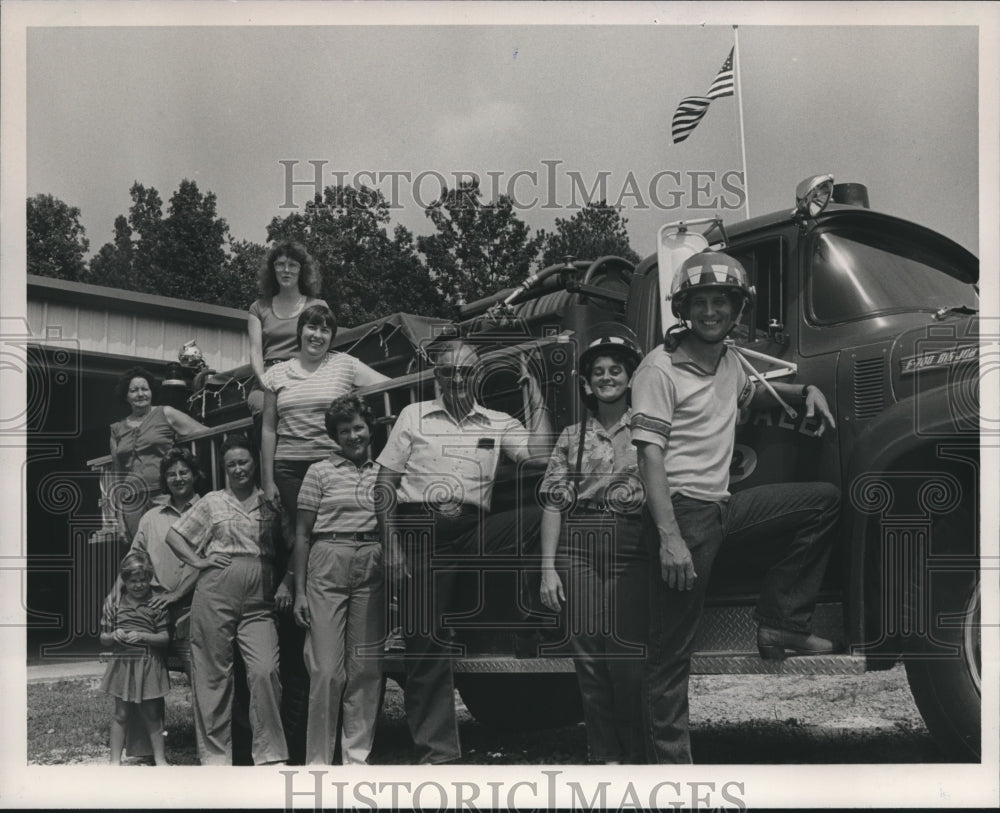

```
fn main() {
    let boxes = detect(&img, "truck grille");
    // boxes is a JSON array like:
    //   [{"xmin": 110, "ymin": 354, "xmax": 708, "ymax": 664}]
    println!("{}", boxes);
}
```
[{"xmin": 853, "ymin": 356, "xmax": 885, "ymax": 419}]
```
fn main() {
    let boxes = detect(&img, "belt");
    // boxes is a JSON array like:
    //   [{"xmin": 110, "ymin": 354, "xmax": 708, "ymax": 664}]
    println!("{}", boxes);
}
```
[
  {"xmin": 394, "ymin": 502, "xmax": 482, "ymax": 517},
  {"xmin": 576, "ymin": 499, "xmax": 639, "ymax": 516},
  {"xmin": 312, "ymin": 531, "xmax": 380, "ymax": 543}
]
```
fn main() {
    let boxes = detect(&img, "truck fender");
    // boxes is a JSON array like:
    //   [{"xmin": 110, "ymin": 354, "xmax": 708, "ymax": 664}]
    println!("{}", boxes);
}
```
[{"xmin": 842, "ymin": 384, "xmax": 978, "ymax": 648}]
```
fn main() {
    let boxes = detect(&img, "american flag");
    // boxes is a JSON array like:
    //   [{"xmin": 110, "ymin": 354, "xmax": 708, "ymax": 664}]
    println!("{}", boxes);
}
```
[{"xmin": 672, "ymin": 47, "xmax": 735, "ymax": 144}]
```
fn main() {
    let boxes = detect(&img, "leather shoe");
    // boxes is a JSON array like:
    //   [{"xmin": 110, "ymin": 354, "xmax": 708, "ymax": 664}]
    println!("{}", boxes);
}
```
[{"xmin": 757, "ymin": 625, "xmax": 836, "ymax": 660}]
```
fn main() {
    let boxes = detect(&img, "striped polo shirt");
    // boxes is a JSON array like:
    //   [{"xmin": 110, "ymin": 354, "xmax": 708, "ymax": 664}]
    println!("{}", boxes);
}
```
[
  {"xmin": 297, "ymin": 453, "xmax": 378, "ymax": 535},
  {"xmin": 630, "ymin": 342, "xmax": 755, "ymax": 501},
  {"xmin": 262, "ymin": 352, "xmax": 361, "ymax": 460}
]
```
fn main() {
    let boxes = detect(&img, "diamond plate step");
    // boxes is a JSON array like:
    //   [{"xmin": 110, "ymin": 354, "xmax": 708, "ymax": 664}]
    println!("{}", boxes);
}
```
[
  {"xmin": 382, "ymin": 651, "xmax": 866, "ymax": 675},
  {"xmin": 694, "ymin": 601, "xmax": 845, "ymax": 652},
  {"xmin": 690, "ymin": 652, "xmax": 866, "ymax": 675},
  {"xmin": 381, "ymin": 602, "xmax": 854, "ymax": 676}
]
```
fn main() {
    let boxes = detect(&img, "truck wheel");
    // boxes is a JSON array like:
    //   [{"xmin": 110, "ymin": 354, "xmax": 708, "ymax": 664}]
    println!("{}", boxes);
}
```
[
  {"xmin": 904, "ymin": 562, "xmax": 980, "ymax": 761},
  {"xmin": 456, "ymin": 673, "xmax": 583, "ymax": 730}
]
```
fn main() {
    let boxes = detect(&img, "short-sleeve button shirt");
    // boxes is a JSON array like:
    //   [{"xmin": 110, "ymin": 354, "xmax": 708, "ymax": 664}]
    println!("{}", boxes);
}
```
[
  {"xmin": 630, "ymin": 342, "xmax": 755, "ymax": 501},
  {"xmin": 169, "ymin": 487, "xmax": 279, "ymax": 559},
  {"xmin": 540, "ymin": 410, "xmax": 644, "ymax": 512},
  {"xmin": 129, "ymin": 494, "xmax": 200, "ymax": 592},
  {"xmin": 297, "ymin": 453, "xmax": 378, "ymax": 535},
  {"xmin": 376, "ymin": 398, "xmax": 530, "ymax": 511}
]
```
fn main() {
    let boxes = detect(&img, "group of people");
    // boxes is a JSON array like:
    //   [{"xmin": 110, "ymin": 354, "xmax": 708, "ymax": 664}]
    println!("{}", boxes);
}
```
[
  {"xmin": 103, "ymin": 242, "xmax": 389, "ymax": 765},
  {"xmin": 100, "ymin": 241, "xmax": 841, "ymax": 766}
]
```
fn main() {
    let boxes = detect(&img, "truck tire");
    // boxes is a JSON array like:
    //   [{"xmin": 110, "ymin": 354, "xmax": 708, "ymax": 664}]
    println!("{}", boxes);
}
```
[
  {"xmin": 456, "ymin": 673, "xmax": 583, "ymax": 730},
  {"xmin": 903, "ymin": 511, "xmax": 980, "ymax": 762}
]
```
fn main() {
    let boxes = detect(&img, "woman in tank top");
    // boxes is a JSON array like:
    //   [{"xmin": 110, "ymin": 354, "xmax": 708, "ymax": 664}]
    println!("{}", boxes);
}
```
[{"xmin": 246, "ymin": 241, "xmax": 329, "ymax": 415}]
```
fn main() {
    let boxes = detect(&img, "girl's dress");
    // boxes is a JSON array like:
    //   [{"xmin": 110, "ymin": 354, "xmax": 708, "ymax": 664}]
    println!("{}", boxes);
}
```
[
  {"xmin": 99, "ymin": 592, "xmax": 171, "ymax": 702},
  {"xmin": 109, "ymin": 406, "xmax": 176, "ymax": 541}
]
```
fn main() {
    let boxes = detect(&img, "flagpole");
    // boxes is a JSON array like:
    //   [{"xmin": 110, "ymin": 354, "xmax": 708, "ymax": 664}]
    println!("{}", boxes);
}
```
[{"xmin": 733, "ymin": 25, "xmax": 751, "ymax": 220}]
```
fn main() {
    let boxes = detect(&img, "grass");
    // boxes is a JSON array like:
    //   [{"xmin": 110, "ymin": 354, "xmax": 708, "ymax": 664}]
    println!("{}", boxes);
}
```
[
  {"xmin": 28, "ymin": 675, "xmax": 200, "ymax": 765},
  {"xmin": 26, "ymin": 673, "xmax": 592, "ymax": 765},
  {"xmin": 27, "ymin": 666, "xmax": 946, "ymax": 765},
  {"xmin": 28, "ymin": 680, "xmax": 109, "ymax": 764}
]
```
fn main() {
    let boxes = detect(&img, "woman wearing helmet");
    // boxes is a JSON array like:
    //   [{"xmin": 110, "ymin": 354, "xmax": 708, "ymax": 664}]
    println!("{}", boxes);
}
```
[
  {"xmin": 538, "ymin": 323, "xmax": 648, "ymax": 764},
  {"xmin": 630, "ymin": 249, "xmax": 840, "ymax": 764}
]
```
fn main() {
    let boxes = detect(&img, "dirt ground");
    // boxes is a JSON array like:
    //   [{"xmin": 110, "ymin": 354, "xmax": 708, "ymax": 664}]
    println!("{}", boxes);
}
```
[{"xmin": 27, "ymin": 663, "xmax": 945, "ymax": 765}]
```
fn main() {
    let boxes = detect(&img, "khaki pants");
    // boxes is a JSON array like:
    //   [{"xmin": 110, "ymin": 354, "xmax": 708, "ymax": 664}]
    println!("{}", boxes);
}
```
[
  {"xmin": 303, "ymin": 539, "xmax": 385, "ymax": 764},
  {"xmin": 190, "ymin": 556, "xmax": 287, "ymax": 765}
]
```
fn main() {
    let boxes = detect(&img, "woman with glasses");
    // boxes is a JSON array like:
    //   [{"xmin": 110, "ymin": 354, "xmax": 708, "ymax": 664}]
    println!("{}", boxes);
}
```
[{"xmin": 246, "ymin": 241, "xmax": 328, "ymax": 418}]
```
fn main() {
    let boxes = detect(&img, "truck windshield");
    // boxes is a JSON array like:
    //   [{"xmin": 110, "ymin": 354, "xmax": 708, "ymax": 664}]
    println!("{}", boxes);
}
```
[{"xmin": 808, "ymin": 229, "xmax": 977, "ymax": 324}]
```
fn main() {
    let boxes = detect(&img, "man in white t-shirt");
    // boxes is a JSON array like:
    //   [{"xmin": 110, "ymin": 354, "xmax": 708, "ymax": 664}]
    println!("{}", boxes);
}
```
[
  {"xmin": 630, "ymin": 251, "xmax": 840, "ymax": 764},
  {"xmin": 375, "ymin": 340, "xmax": 552, "ymax": 764}
]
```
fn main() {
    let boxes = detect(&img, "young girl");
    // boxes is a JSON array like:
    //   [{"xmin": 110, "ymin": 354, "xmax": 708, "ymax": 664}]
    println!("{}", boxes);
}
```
[{"xmin": 100, "ymin": 551, "xmax": 171, "ymax": 765}]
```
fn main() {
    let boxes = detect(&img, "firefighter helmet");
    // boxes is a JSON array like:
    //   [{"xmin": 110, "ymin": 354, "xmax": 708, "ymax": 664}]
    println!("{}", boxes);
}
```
[
  {"xmin": 669, "ymin": 250, "xmax": 754, "ymax": 319},
  {"xmin": 578, "ymin": 322, "xmax": 643, "ymax": 381}
]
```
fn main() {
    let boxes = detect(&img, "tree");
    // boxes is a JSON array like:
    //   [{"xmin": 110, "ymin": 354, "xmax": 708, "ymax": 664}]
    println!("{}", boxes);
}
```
[
  {"xmin": 218, "ymin": 239, "xmax": 267, "ymax": 310},
  {"xmin": 88, "ymin": 180, "xmax": 231, "ymax": 305},
  {"xmin": 88, "ymin": 214, "xmax": 135, "ymax": 288},
  {"xmin": 417, "ymin": 180, "xmax": 542, "ymax": 307},
  {"xmin": 267, "ymin": 185, "xmax": 449, "ymax": 326},
  {"xmin": 147, "ymin": 180, "xmax": 230, "ymax": 301},
  {"xmin": 538, "ymin": 201, "xmax": 640, "ymax": 269},
  {"xmin": 26, "ymin": 194, "xmax": 90, "ymax": 280},
  {"xmin": 385, "ymin": 223, "xmax": 454, "ymax": 320}
]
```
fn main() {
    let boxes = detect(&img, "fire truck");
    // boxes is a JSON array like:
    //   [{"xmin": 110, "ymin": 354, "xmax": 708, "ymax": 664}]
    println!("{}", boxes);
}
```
[{"xmin": 88, "ymin": 174, "xmax": 982, "ymax": 761}]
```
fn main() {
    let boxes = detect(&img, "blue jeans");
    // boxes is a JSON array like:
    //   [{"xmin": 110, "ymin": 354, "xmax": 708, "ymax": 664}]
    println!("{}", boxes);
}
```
[{"xmin": 643, "ymin": 482, "xmax": 840, "ymax": 764}]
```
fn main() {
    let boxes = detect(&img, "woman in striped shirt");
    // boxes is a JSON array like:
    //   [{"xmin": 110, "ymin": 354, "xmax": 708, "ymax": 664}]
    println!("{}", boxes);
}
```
[
  {"xmin": 259, "ymin": 302, "xmax": 388, "ymax": 761},
  {"xmin": 292, "ymin": 394, "xmax": 384, "ymax": 764}
]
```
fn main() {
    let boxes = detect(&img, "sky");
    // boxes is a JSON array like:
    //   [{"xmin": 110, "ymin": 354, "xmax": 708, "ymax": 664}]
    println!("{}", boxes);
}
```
[{"xmin": 22, "ymin": 11, "xmax": 985, "ymax": 261}]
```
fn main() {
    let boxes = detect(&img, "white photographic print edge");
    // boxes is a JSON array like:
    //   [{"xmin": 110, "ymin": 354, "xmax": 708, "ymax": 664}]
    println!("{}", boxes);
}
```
[{"xmin": 1, "ymin": 0, "xmax": 997, "ymax": 808}]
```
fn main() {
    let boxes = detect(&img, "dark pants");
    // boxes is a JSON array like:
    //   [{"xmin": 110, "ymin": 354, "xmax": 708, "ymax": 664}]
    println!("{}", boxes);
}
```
[
  {"xmin": 561, "ymin": 510, "xmax": 648, "ymax": 763},
  {"xmin": 644, "ymin": 482, "xmax": 840, "ymax": 764},
  {"xmin": 272, "ymin": 458, "xmax": 320, "ymax": 764},
  {"xmin": 390, "ymin": 502, "xmax": 541, "ymax": 764}
]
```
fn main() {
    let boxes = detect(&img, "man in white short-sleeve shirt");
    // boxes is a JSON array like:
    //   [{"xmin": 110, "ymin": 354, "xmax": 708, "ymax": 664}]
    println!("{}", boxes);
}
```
[
  {"xmin": 630, "ymin": 250, "xmax": 840, "ymax": 764},
  {"xmin": 375, "ymin": 340, "xmax": 552, "ymax": 764}
]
